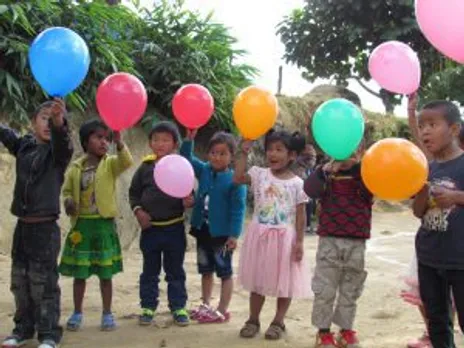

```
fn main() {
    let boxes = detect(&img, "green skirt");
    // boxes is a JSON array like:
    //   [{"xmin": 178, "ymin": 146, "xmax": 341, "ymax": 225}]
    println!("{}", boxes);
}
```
[{"xmin": 59, "ymin": 217, "xmax": 123, "ymax": 280}]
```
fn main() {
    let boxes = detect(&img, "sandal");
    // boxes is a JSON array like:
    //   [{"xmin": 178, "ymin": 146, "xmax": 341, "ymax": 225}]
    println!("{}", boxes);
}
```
[
  {"xmin": 264, "ymin": 322, "xmax": 286, "ymax": 340},
  {"xmin": 239, "ymin": 320, "xmax": 260, "ymax": 338}
]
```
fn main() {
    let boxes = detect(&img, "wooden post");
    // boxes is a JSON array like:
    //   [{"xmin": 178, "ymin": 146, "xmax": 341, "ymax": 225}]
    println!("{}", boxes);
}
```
[{"xmin": 277, "ymin": 65, "xmax": 283, "ymax": 95}]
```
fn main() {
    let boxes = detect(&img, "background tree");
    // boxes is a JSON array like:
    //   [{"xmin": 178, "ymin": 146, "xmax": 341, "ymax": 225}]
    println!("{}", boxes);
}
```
[
  {"xmin": 0, "ymin": 0, "xmax": 256, "ymax": 130},
  {"xmin": 277, "ymin": 0, "xmax": 462, "ymax": 113}
]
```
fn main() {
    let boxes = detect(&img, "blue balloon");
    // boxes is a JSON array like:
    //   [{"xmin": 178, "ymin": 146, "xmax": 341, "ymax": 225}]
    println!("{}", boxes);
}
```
[{"xmin": 29, "ymin": 27, "xmax": 90, "ymax": 97}]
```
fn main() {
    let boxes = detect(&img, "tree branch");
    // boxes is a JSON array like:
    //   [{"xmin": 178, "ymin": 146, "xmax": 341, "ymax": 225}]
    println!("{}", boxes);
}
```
[{"xmin": 351, "ymin": 76, "xmax": 381, "ymax": 98}]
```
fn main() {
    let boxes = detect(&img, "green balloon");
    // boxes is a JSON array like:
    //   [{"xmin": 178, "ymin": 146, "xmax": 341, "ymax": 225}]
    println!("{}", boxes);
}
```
[{"xmin": 311, "ymin": 98, "xmax": 365, "ymax": 160}]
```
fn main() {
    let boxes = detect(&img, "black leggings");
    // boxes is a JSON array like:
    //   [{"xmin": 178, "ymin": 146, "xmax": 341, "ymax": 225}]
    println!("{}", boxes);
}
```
[{"xmin": 418, "ymin": 262, "xmax": 464, "ymax": 348}]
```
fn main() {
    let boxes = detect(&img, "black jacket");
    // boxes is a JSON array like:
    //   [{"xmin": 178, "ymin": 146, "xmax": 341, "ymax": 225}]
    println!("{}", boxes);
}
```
[
  {"xmin": 0, "ymin": 119, "xmax": 73, "ymax": 218},
  {"xmin": 129, "ymin": 155, "xmax": 184, "ymax": 222}
]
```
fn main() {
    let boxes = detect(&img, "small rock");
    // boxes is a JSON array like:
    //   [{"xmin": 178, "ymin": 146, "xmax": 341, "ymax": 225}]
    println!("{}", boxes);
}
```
[{"xmin": 160, "ymin": 339, "xmax": 167, "ymax": 347}]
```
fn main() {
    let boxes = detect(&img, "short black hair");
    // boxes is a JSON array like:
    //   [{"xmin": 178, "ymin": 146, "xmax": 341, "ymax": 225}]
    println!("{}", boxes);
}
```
[
  {"xmin": 31, "ymin": 101, "xmax": 55, "ymax": 121},
  {"xmin": 207, "ymin": 131, "xmax": 237, "ymax": 154},
  {"xmin": 148, "ymin": 121, "xmax": 180, "ymax": 144},
  {"xmin": 422, "ymin": 100, "xmax": 462, "ymax": 125},
  {"xmin": 264, "ymin": 129, "xmax": 306, "ymax": 155},
  {"xmin": 79, "ymin": 119, "xmax": 109, "ymax": 152}
]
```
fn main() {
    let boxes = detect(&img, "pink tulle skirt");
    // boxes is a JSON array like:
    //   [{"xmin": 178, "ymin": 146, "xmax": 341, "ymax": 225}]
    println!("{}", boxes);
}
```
[{"xmin": 238, "ymin": 220, "xmax": 312, "ymax": 298}]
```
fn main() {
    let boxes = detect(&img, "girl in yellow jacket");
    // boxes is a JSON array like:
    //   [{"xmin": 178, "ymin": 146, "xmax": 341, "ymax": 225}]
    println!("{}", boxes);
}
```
[{"xmin": 59, "ymin": 119, "xmax": 133, "ymax": 332}]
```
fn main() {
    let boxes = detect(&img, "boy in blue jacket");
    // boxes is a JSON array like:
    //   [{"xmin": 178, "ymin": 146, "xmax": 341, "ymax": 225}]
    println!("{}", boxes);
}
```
[{"xmin": 181, "ymin": 129, "xmax": 247, "ymax": 324}]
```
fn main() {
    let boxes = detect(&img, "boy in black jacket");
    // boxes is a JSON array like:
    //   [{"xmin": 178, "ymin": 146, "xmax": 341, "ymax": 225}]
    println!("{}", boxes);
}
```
[
  {"xmin": 1, "ymin": 99, "xmax": 73, "ymax": 348},
  {"xmin": 129, "ymin": 122, "xmax": 193, "ymax": 327}
]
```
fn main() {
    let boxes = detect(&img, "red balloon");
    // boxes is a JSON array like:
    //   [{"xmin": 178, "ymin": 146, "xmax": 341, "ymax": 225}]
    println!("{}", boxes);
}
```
[
  {"xmin": 172, "ymin": 84, "xmax": 214, "ymax": 129},
  {"xmin": 96, "ymin": 73, "xmax": 147, "ymax": 131}
]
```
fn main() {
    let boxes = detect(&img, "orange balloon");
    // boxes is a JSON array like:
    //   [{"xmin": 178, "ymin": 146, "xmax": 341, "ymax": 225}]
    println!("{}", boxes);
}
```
[
  {"xmin": 361, "ymin": 138, "xmax": 428, "ymax": 201},
  {"xmin": 233, "ymin": 86, "xmax": 278, "ymax": 140}
]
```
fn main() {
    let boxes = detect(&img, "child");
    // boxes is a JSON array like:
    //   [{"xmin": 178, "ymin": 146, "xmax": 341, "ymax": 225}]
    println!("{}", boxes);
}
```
[
  {"xmin": 412, "ymin": 100, "xmax": 464, "ymax": 347},
  {"xmin": 59, "ymin": 119, "xmax": 133, "ymax": 331},
  {"xmin": 129, "ymin": 121, "xmax": 193, "ymax": 327},
  {"xmin": 1, "ymin": 99, "xmax": 73, "ymax": 348},
  {"xmin": 180, "ymin": 129, "xmax": 247, "ymax": 323},
  {"xmin": 304, "ymin": 148, "xmax": 373, "ymax": 348},
  {"xmin": 402, "ymin": 95, "xmax": 460, "ymax": 348},
  {"xmin": 234, "ymin": 130, "xmax": 311, "ymax": 340}
]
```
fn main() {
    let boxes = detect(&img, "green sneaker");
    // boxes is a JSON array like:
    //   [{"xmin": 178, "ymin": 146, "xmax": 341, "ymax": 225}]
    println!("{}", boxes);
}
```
[
  {"xmin": 139, "ymin": 308, "xmax": 155, "ymax": 326},
  {"xmin": 172, "ymin": 308, "xmax": 190, "ymax": 327}
]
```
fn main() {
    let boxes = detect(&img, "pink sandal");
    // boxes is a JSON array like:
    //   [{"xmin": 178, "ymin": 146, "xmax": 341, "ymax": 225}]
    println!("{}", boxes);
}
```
[
  {"xmin": 407, "ymin": 332, "xmax": 432, "ymax": 348},
  {"xmin": 197, "ymin": 309, "xmax": 230, "ymax": 324},
  {"xmin": 190, "ymin": 303, "xmax": 212, "ymax": 320}
]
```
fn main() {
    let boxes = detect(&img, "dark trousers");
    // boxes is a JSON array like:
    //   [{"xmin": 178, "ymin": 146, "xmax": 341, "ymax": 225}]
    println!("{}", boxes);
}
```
[
  {"xmin": 10, "ymin": 221, "xmax": 62, "ymax": 343},
  {"xmin": 139, "ymin": 223, "xmax": 187, "ymax": 311},
  {"xmin": 418, "ymin": 262, "xmax": 464, "ymax": 348}
]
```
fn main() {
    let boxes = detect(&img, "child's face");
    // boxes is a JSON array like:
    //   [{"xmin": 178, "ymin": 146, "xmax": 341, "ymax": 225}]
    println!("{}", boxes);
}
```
[
  {"xmin": 265, "ymin": 140, "xmax": 295, "ymax": 172},
  {"xmin": 418, "ymin": 109, "xmax": 459, "ymax": 155},
  {"xmin": 32, "ymin": 109, "xmax": 52, "ymax": 143},
  {"xmin": 149, "ymin": 131, "xmax": 177, "ymax": 158},
  {"xmin": 208, "ymin": 143, "xmax": 232, "ymax": 172},
  {"xmin": 86, "ymin": 128, "xmax": 110, "ymax": 157}
]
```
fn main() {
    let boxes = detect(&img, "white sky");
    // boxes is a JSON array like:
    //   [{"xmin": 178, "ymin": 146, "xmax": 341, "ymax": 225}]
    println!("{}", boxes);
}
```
[{"xmin": 126, "ymin": 0, "xmax": 407, "ymax": 116}]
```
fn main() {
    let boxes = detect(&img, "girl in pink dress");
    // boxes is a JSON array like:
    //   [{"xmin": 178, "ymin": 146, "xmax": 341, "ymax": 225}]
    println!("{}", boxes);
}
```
[{"xmin": 233, "ymin": 129, "xmax": 312, "ymax": 341}]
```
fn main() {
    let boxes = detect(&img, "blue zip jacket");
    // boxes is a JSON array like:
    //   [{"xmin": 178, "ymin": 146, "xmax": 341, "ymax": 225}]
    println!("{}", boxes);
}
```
[{"xmin": 180, "ymin": 140, "xmax": 247, "ymax": 238}]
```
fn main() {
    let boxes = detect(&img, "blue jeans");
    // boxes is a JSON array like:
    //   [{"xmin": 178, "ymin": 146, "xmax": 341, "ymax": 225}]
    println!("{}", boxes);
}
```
[
  {"xmin": 139, "ymin": 223, "xmax": 187, "ymax": 311},
  {"xmin": 418, "ymin": 262, "xmax": 464, "ymax": 348}
]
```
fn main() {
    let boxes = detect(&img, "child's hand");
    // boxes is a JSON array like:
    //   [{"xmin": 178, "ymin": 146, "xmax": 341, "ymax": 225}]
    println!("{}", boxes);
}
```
[
  {"xmin": 322, "ymin": 160, "xmax": 342, "ymax": 174},
  {"xmin": 186, "ymin": 129, "xmax": 198, "ymax": 140},
  {"xmin": 135, "ymin": 209, "xmax": 152, "ymax": 230},
  {"xmin": 432, "ymin": 187, "xmax": 458, "ymax": 209},
  {"xmin": 49, "ymin": 98, "xmax": 66, "ymax": 127},
  {"xmin": 183, "ymin": 194, "xmax": 195, "ymax": 208},
  {"xmin": 241, "ymin": 140, "xmax": 254, "ymax": 154},
  {"xmin": 64, "ymin": 198, "xmax": 77, "ymax": 216},
  {"xmin": 225, "ymin": 237, "xmax": 237, "ymax": 251},
  {"xmin": 113, "ymin": 131, "xmax": 124, "ymax": 150},
  {"xmin": 292, "ymin": 241, "xmax": 304, "ymax": 262}
]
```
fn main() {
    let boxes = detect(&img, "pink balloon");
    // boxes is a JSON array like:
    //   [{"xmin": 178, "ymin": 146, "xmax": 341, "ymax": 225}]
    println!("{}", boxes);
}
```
[
  {"xmin": 96, "ymin": 73, "xmax": 148, "ymax": 131},
  {"xmin": 153, "ymin": 154, "xmax": 194, "ymax": 198},
  {"xmin": 416, "ymin": 0, "xmax": 464, "ymax": 63},
  {"xmin": 172, "ymin": 84, "xmax": 214, "ymax": 129},
  {"xmin": 368, "ymin": 41, "xmax": 421, "ymax": 95}
]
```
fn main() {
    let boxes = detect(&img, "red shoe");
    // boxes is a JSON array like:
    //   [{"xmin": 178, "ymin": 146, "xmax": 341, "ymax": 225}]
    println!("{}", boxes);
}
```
[
  {"xmin": 337, "ymin": 330, "xmax": 360, "ymax": 348},
  {"xmin": 407, "ymin": 332, "xmax": 432, "ymax": 348},
  {"xmin": 315, "ymin": 332, "xmax": 339, "ymax": 348}
]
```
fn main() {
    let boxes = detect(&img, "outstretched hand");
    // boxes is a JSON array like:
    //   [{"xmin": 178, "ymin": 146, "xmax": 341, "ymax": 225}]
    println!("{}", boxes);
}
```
[{"xmin": 186, "ymin": 129, "xmax": 198, "ymax": 140}]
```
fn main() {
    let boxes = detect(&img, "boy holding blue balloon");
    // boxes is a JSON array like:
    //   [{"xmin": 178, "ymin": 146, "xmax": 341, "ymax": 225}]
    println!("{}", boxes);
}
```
[
  {"xmin": 129, "ymin": 121, "xmax": 194, "ymax": 327},
  {"xmin": 1, "ymin": 99, "xmax": 73, "ymax": 348}
]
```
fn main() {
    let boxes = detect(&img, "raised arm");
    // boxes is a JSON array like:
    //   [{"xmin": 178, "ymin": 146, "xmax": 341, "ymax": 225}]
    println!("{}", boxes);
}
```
[
  {"xmin": 49, "ymin": 98, "xmax": 73, "ymax": 168},
  {"xmin": 0, "ymin": 124, "xmax": 22, "ymax": 156},
  {"xmin": 233, "ymin": 140, "xmax": 253, "ymax": 185},
  {"xmin": 109, "ymin": 132, "xmax": 134, "ymax": 177},
  {"xmin": 304, "ymin": 166, "xmax": 327, "ymax": 198},
  {"xmin": 408, "ymin": 93, "xmax": 431, "ymax": 160},
  {"xmin": 179, "ymin": 129, "xmax": 207, "ymax": 179}
]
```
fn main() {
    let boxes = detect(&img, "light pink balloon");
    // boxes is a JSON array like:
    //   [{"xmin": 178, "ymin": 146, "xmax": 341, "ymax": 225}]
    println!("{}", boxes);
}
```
[
  {"xmin": 368, "ymin": 41, "xmax": 421, "ymax": 95},
  {"xmin": 153, "ymin": 154, "xmax": 194, "ymax": 198},
  {"xmin": 416, "ymin": 0, "xmax": 464, "ymax": 63}
]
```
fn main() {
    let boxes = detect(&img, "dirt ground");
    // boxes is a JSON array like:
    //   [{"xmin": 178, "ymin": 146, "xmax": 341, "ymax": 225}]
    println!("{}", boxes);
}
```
[{"xmin": 0, "ymin": 211, "xmax": 462, "ymax": 348}]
